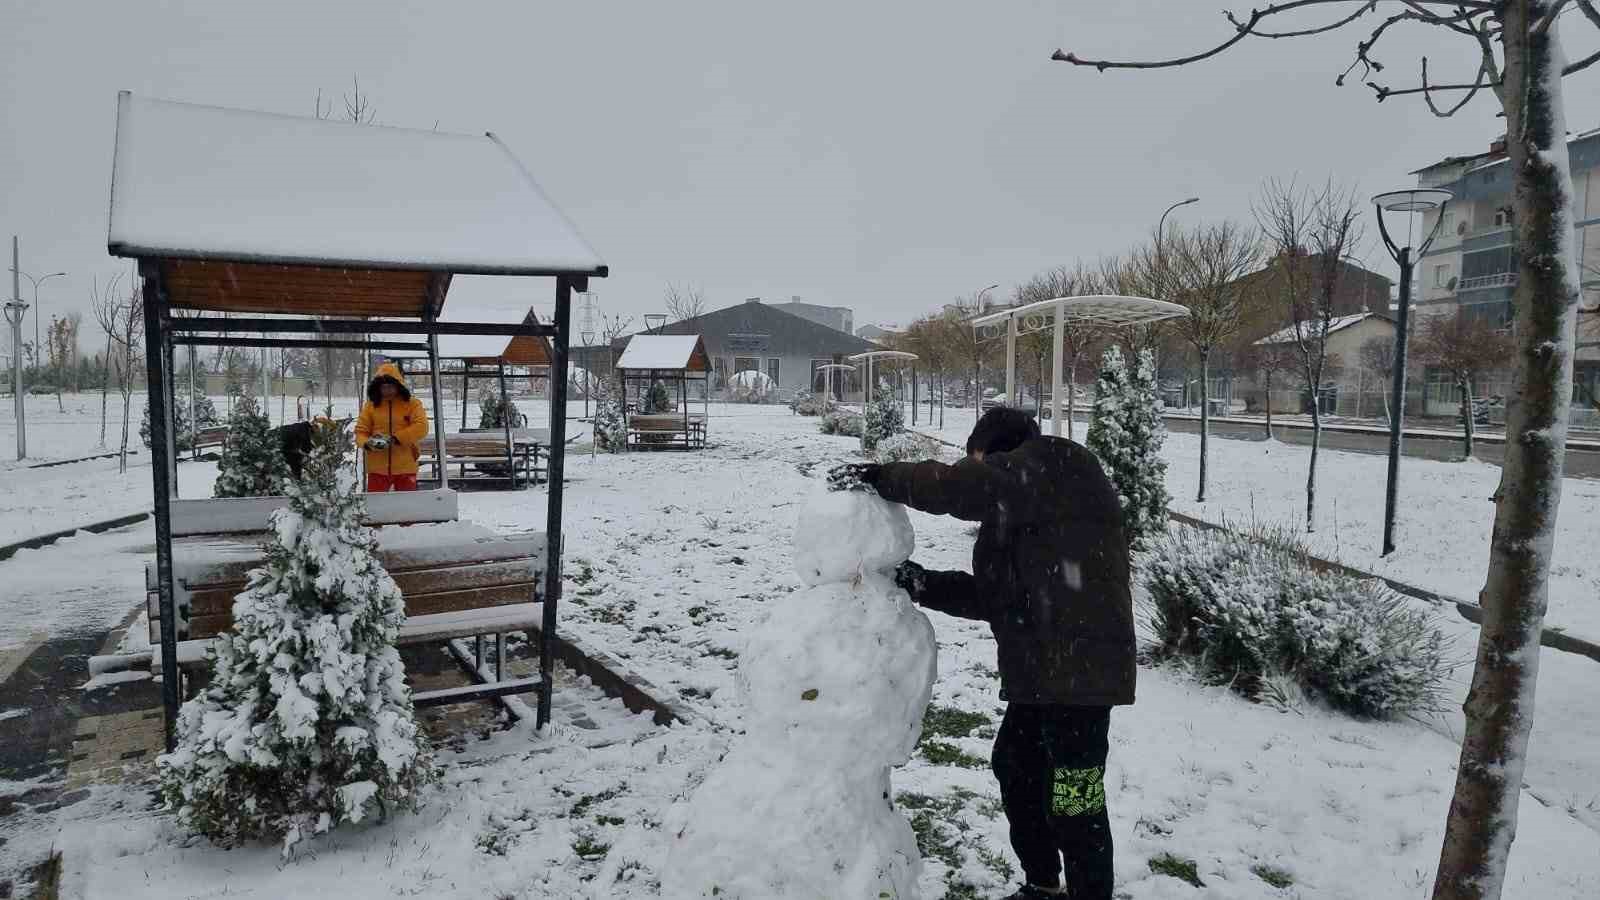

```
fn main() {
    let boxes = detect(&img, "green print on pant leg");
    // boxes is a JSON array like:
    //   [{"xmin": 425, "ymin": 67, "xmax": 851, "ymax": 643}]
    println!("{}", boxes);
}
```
[{"xmin": 1051, "ymin": 766, "xmax": 1106, "ymax": 816}]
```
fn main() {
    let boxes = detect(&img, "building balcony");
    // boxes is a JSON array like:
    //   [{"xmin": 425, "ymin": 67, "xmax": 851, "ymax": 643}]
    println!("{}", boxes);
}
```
[
  {"xmin": 1461, "ymin": 226, "xmax": 1513, "ymax": 253},
  {"xmin": 1458, "ymin": 272, "xmax": 1518, "ymax": 292}
]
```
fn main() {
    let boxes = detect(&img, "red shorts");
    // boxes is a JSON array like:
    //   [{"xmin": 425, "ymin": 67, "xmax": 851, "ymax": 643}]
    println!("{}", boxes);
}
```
[{"xmin": 366, "ymin": 472, "xmax": 418, "ymax": 493}]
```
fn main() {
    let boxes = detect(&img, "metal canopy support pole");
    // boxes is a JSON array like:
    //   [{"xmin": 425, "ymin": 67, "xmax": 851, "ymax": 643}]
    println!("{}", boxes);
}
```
[
  {"xmin": 1051, "ymin": 301, "xmax": 1065, "ymax": 438},
  {"xmin": 860, "ymin": 355, "xmax": 872, "ymax": 453},
  {"xmin": 539, "ymin": 275, "xmax": 574, "ymax": 728},
  {"xmin": 461, "ymin": 367, "xmax": 469, "ymax": 431},
  {"xmin": 164, "ymin": 318, "xmax": 180, "ymax": 497},
  {"xmin": 498, "ymin": 360, "xmax": 515, "ymax": 487},
  {"xmin": 139, "ymin": 261, "xmax": 180, "ymax": 751},
  {"xmin": 1006, "ymin": 314, "xmax": 1017, "ymax": 408},
  {"xmin": 424, "ymin": 311, "xmax": 449, "ymax": 491},
  {"xmin": 188, "ymin": 345, "xmax": 198, "ymax": 460}
]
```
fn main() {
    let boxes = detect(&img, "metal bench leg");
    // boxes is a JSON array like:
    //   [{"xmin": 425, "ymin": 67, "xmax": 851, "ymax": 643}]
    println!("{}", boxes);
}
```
[
  {"xmin": 495, "ymin": 633, "xmax": 505, "ymax": 682},
  {"xmin": 474, "ymin": 635, "xmax": 484, "ymax": 671}
]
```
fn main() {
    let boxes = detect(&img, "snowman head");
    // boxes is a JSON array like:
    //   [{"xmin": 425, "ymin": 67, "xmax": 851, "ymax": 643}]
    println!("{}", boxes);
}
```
[{"xmin": 793, "ymin": 489, "xmax": 914, "ymax": 587}]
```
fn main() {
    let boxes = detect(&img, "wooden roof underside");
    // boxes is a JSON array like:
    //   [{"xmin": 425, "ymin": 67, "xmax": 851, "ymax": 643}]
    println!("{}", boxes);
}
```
[{"xmin": 159, "ymin": 259, "xmax": 446, "ymax": 319}]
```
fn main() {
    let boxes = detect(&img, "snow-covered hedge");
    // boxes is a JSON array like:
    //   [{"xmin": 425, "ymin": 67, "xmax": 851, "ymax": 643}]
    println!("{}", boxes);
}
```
[
  {"xmin": 818, "ymin": 409, "xmax": 862, "ymax": 438},
  {"xmin": 1141, "ymin": 524, "xmax": 1449, "ymax": 718},
  {"xmin": 874, "ymin": 431, "xmax": 940, "ymax": 464},
  {"xmin": 862, "ymin": 398, "xmax": 904, "ymax": 452},
  {"xmin": 789, "ymin": 391, "xmax": 830, "ymax": 416}
]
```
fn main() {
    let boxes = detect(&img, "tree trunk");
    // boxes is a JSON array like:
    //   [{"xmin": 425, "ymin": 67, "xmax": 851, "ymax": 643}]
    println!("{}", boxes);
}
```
[
  {"xmin": 973, "ymin": 360, "xmax": 982, "ymax": 425},
  {"xmin": 1067, "ymin": 364, "xmax": 1077, "ymax": 441},
  {"xmin": 1382, "ymin": 378, "xmax": 1392, "ymax": 428},
  {"xmin": 1460, "ymin": 375, "xmax": 1476, "ymax": 459},
  {"xmin": 1433, "ymin": 6, "xmax": 1579, "ymax": 898},
  {"xmin": 1197, "ymin": 349, "xmax": 1209, "ymax": 503},
  {"xmin": 1264, "ymin": 369, "xmax": 1274, "ymax": 439},
  {"xmin": 99, "ymin": 335, "xmax": 112, "ymax": 447},
  {"xmin": 1307, "ymin": 374, "xmax": 1321, "ymax": 533}
]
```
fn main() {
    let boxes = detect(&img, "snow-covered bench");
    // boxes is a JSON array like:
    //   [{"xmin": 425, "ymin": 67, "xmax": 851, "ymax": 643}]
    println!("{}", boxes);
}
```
[
  {"xmin": 627, "ymin": 413, "xmax": 707, "ymax": 450},
  {"xmin": 142, "ymin": 489, "xmax": 547, "ymax": 712},
  {"xmin": 417, "ymin": 429, "xmax": 548, "ymax": 488}
]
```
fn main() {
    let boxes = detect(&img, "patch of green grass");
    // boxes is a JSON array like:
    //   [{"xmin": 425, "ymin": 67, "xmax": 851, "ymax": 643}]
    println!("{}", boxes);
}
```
[
  {"xmin": 476, "ymin": 828, "xmax": 516, "ymax": 856},
  {"xmin": 920, "ymin": 739, "xmax": 988, "ymax": 769},
  {"xmin": 921, "ymin": 705, "xmax": 992, "ymax": 740},
  {"xmin": 941, "ymin": 881, "xmax": 981, "ymax": 900},
  {"xmin": 704, "ymin": 646, "xmax": 738, "ymax": 661},
  {"xmin": 906, "ymin": 808, "xmax": 963, "ymax": 871},
  {"xmin": 973, "ymin": 843, "xmax": 1015, "ymax": 882},
  {"xmin": 571, "ymin": 561, "xmax": 596, "ymax": 586},
  {"xmin": 595, "ymin": 814, "xmax": 626, "ymax": 827},
  {"xmin": 1148, "ymin": 853, "xmax": 1204, "ymax": 887},
  {"xmin": 570, "ymin": 784, "xmax": 626, "ymax": 818},
  {"xmin": 1251, "ymin": 863, "xmax": 1294, "ymax": 889},
  {"xmin": 571, "ymin": 834, "xmax": 611, "ymax": 860}
]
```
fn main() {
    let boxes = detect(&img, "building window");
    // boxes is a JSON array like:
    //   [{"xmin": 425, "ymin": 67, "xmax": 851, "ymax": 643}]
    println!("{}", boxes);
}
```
[
  {"xmin": 1434, "ymin": 264, "xmax": 1453, "ymax": 288},
  {"xmin": 1575, "ymin": 364, "xmax": 1600, "ymax": 409},
  {"xmin": 766, "ymin": 358, "xmax": 780, "ymax": 385},
  {"xmin": 1425, "ymin": 365, "xmax": 1460, "ymax": 407},
  {"xmin": 734, "ymin": 356, "xmax": 759, "ymax": 374}
]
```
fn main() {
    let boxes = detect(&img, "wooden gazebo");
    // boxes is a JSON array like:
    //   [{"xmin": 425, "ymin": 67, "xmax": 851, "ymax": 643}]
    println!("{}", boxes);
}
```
[
  {"xmin": 107, "ymin": 92, "xmax": 606, "ymax": 744},
  {"xmin": 614, "ymin": 334, "xmax": 711, "ymax": 450}
]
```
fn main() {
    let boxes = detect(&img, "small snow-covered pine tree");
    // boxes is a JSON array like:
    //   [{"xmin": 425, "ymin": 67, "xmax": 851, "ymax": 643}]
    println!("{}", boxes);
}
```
[
  {"xmin": 213, "ymin": 392, "xmax": 291, "ymax": 498},
  {"xmin": 591, "ymin": 378, "xmax": 626, "ymax": 452},
  {"xmin": 160, "ymin": 419, "xmax": 434, "ymax": 853},
  {"xmin": 1086, "ymin": 346, "xmax": 1170, "ymax": 549}
]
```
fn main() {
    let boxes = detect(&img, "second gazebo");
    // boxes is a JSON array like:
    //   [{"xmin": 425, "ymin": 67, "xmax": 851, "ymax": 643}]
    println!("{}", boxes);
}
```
[{"xmin": 615, "ymin": 334, "xmax": 712, "ymax": 450}]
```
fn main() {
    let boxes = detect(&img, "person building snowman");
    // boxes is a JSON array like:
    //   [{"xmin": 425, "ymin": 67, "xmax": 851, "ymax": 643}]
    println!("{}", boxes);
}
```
[
  {"xmin": 829, "ymin": 407, "xmax": 1134, "ymax": 900},
  {"xmin": 354, "ymin": 362, "xmax": 429, "ymax": 492}
]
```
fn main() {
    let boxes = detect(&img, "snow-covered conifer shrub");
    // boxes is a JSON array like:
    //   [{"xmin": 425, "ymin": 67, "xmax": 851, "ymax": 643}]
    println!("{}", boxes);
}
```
[
  {"xmin": 1140, "ymin": 524, "xmax": 1448, "ymax": 718},
  {"xmin": 140, "ymin": 388, "xmax": 217, "ymax": 451},
  {"xmin": 874, "ymin": 431, "xmax": 940, "ymax": 464},
  {"xmin": 818, "ymin": 409, "xmax": 863, "ymax": 437},
  {"xmin": 213, "ymin": 392, "xmax": 291, "ymax": 498},
  {"xmin": 159, "ymin": 418, "xmax": 435, "ymax": 854},
  {"xmin": 862, "ymin": 398, "xmax": 904, "ymax": 451},
  {"xmin": 591, "ymin": 380, "xmax": 626, "ymax": 453},
  {"xmin": 789, "ymin": 391, "xmax": 829, "ymax": 416},
  {"xmin": 1086, "ymin": 346, "xmax": 1170, "ymax": 549}
]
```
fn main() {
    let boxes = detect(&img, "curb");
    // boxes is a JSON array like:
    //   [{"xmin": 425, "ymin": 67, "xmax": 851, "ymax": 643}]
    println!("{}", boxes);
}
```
[
  {"xmin": 531, "ymin": 622, "xmax": 708, "ymax": 729},
  {"xmin": 0, "ymin": 511, "xmax": 152, "ymax": 563},
  {"xmin": 1167, "ymin": 511, "xmax": 1600, "ymax": 665}
]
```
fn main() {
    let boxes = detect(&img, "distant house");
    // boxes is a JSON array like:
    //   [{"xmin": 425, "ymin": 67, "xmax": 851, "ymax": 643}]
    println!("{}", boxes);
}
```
[
  {"xmin": 1242, "ymin": 312, "xmax": 1396, "ymax": 416},
  {"xmin": 770, "ymin": 297, "xmax": 854, "ymax": 335},
  {"xmin": 582, "ymin": 299, "xmax": 878, "ymax": 399},
  {"xmin": 855, "ymin": 323, "xmax": 901, "ymax": 344}
]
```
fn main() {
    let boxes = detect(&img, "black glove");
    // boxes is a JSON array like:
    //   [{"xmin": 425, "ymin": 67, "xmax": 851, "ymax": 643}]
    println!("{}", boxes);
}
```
[
  {"xmin": 893, "ymin": 559, "xmax": 926, "ymax": 598},
  {"xmin": 826, "ymin": 462, "xmax": 882, "ymax": 493}
]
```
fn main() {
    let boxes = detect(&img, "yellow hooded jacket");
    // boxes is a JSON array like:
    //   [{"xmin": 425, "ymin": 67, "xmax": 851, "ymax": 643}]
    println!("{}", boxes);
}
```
[{"xmin": 355, "ymin": 363, "xmax": 430, "ymax": 476}]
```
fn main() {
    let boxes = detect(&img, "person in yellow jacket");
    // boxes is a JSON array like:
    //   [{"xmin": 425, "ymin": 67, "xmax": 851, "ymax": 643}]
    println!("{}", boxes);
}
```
[{"xmin": 355, "ymin": 362, "xmax": 430, "ymax": 492}]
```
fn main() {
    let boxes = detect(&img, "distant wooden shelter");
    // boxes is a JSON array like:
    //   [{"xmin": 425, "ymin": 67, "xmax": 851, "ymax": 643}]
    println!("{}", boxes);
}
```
[
  {"xmin": 107, "ymin": 92, "xmax": 605, "ymax": 744},
  {"xmin": 615, "ymin": 334, "xmax": 711, "ymax": 449}
]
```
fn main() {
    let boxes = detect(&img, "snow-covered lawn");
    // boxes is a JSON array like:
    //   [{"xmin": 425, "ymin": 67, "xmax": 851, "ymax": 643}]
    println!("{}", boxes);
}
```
[
  {"xmin": 9, "ymin": 404, "xmax": 1600, "ymax": 898},
  {"xmin": 919, "ymin": 415, "xmax": 1600, "ymax": 643}
]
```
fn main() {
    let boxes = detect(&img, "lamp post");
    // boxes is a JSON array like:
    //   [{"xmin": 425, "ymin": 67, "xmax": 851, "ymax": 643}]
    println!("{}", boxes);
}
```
[
  {"xmin": 580, "ymin": 328, "xmax": 595, "ymax": 418},
  {"xmin": 1372, "ymin": 188, "xmax": 1452, "ymax": 557},
  {"xmin": 1157, "ymin": 196, "xmax": 1200, "ymax": 247},
  {"xmin": 19, "ymin": 268, "xmax": 67, "ymax": 374},
  {"xmin": 973, "ymin": 283, "xmax": 999, "ymax": 422},
  {"xmin": 6, "ymin": 237, "xmax": 29, "ymax": 459}
]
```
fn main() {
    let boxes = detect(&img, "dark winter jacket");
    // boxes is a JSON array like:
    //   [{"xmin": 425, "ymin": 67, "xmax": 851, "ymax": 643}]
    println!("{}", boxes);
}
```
[{"xmin": 874, "ymin": 437, "xmax": 1135, "ymax": 706}]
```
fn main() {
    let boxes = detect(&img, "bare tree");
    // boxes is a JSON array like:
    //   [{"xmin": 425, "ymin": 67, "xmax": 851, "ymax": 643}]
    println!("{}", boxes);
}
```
[
  {"xmin": 1015, "ymin": 263, "xmax": 1103, "ymax": 437},
  {"xmin": 1056, "ymin": 4, "xmax": 1595, "ymax": 894},
  {"xmin": 901, "ymin": 316, "xmax": 952, "ymax": 428},
  {"xmin": 316, "ymin": 76, "xmax": 377, "ymax": 124},
  {"xmin": 1416, "ymin": 313, "xmax": 1516, "ymax": 457},
  {"xmin": 45, "ymin": 313, "xmax": 80, "ymax": 412},
  {"xmin": 664, "ymin": 283, "xmax": 708, "ymax": 323},
  {"xmin": 273, "ymin": 347, "xmax": 306, "ymax": 424},
  {"xmin": 1360, "ymin": 335, "xmax": 1398, "ymax": 426},
  {"xmin": 90, "ymin": 275, "xmax": 125, "ymax": 447},
  {"xmin": 1255, "ymin": 178, "xmax": 1365, "ymax": 531},
  {"xmin": 600, "ymin": 312, "xmax": 635, "ymax": 396},
  {"xmin": 938, "ymin": 293, "xmax": 1000, "ymax": 425},
  {"xmin": 1155, "ymin": 221, "xmax": 1263, "ymax": 503},
  {"xmin": 1242, "ymin": 340, "xmax": 1297, "ymax": 439},
  {"xmin": 91, "ymin": 278, "xmax": 143, "ymax": 473}
]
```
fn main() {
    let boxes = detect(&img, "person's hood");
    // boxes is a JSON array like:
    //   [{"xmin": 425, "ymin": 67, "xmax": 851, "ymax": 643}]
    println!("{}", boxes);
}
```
[{"xmin": 367, "ymin": 362, "xmax": 412, "ymax": 404}]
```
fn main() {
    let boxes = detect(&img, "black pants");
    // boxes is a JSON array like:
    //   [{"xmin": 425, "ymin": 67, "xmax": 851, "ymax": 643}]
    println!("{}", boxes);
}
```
[{"xmin": 991, "ymin": 704, "xmax": 1113, "ymax": 898}]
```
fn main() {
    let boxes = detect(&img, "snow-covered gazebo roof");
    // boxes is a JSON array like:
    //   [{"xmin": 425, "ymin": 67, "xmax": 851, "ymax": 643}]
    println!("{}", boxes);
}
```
[
  {"xmin": 616, "ymin": 335, "xmax": 711, "ymax": 373},
  {"xmin": 107, "ymin": 92, "xmax": 606, "ymax": 319}
]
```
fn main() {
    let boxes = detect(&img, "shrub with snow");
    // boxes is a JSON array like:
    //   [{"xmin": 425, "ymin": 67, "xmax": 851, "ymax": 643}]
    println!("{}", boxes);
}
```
[
  {"xmin": 1140, "ymin": 523, "xmax": 1449, "ymax": 718},
  {"xmin": 140, "ymin": 390, "xmax": 219, "ymax": 451},
  {"xmin": 159, "ymin": 419, "xmax": 435, "ymax": 853},
  {"xmin": 789, "ymin": 390, "xmax": 830, "ymax": 416},
  {"xmin": 729, "ymin": 370, "xmax": 775, "ymax": 403},
  {"xmin": 1086, "ymin": 346, "xmax": 1170, "ymax": 549},
  {"xmin": 213, "ymin": 392, "xmax": 291, "ymax": 498},
  {"xmin": 645, "ymin": 380, "xmax": 675, "ymax": 413},
  {"xmin": 818, "ymin": 408, "xmax": 863, "ymax": 438},
  {"xmin": 874, "ymin": 431, "xmax": 939, "ymax": 464},
  {"xmin": 862, "ymin": 398, "xmax": 904, "ymax": 452},
  {"xmin": 591, "ymin": 380, "xmax": 627, "ymax": 453},
  {"xmin": 476, "ymin": 388, "xmax": 525, "ymax": 430}
]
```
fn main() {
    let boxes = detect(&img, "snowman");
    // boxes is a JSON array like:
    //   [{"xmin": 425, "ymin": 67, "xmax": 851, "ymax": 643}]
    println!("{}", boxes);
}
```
[{"xmin": 661, "ymin": 489, "xmax": 938, "ymax": 900}]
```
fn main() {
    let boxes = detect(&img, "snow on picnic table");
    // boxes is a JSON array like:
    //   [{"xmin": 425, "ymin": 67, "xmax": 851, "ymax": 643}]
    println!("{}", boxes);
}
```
[{"xmin": 12, "ymin": 404, "xmax": 1600, "ymax": 898}]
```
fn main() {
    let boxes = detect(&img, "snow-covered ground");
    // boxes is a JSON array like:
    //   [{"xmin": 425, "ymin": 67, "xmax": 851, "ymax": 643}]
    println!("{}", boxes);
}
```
[
  {"xmin": 918, "ymin": 415, "xmax": 1600, "ymax": 643},
  {"xmin": 6, "ymin": 404, "xmax": 1600, "ymax": 898}
]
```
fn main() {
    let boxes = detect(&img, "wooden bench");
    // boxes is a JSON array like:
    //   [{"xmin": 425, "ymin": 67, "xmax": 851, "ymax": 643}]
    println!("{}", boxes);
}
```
[
  {"xmin": 626, "ymin": 413, "xmax": 707, "ymax": 450},
  {"xmin": 418, "ymin": 428, "xmax": 548, "ymax": 488},
  {"xmin": 143, "ymin": 489, "xmax": 548, "ymax": 714},
  {"xmin": 188, "ymin": 424, "xmax": 230, "ymax": 454}
]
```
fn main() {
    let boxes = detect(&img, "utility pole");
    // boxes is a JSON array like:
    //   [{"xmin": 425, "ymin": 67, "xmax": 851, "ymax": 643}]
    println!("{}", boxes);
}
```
[{"xmin": 6, "ymin": 237, "xmax": 28, "ymax": 459}]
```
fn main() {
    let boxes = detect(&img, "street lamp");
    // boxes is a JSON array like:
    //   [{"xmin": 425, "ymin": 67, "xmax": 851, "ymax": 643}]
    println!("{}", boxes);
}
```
[
  {"xmin": 972, "ymin": 283, "xmax": 999, "ymax": 422},
  {"xmin": 19, "ymin": 269, "xmax": 67, "ymax": 369},
  {"xmin": 1373, "ymin": 187, "xmax": 1453, "ymax": 557},
  {"xmin": 1158, "ymin": 196, "xmax": 1200, "ymax": 245}
]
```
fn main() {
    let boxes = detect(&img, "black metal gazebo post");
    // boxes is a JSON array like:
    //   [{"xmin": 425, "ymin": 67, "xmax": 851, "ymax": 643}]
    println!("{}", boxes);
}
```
[
  {"xmin": 538, "ymin": 275, "xmax": 575, "ymax": 726},
  {"xmin": 139, "ymin": 262, "xmax": 182, "ymax": 750}
]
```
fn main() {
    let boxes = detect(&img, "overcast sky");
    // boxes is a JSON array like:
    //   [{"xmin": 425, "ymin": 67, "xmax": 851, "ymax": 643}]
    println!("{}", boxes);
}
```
[{"xmin": 4, "ymin": 1, "xmax": 1598, "ymax": 335}]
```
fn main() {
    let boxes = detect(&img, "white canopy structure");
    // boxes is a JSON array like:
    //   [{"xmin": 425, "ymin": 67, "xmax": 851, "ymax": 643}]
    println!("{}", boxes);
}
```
[
  {"xmin": 847, "ymin": 350, "xmax": 918, "ymax": 451},
  {"xmin": 970, "ymin": 295, "xmax": 1188, "ymax": 437},
  {"xmin": 815, "ymin": 362, "xmax": 856, "ymax": 401}
]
